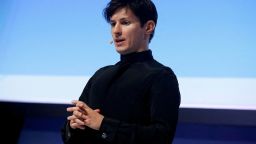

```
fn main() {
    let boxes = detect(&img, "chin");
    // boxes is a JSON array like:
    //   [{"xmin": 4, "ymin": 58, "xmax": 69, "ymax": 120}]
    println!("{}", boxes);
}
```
[
  {"xmin": 116, "ymin": 49, "xmax": 127, "ymax": 55},
  {"xmin": 115, "ymin": 47, "xmax": 128, "ymax": 55}
]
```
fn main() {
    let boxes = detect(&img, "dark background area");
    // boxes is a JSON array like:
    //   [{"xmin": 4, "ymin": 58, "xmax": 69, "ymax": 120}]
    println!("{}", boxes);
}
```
[{"xmin": 1, "ymin": 102, "xmax": 256, "ymax": 144}]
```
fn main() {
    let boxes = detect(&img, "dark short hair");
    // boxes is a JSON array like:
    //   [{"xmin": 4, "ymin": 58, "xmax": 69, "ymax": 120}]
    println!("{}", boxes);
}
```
[{"xmin": 103, "ymin": 0, "xmax": 158, "ymax": 43}]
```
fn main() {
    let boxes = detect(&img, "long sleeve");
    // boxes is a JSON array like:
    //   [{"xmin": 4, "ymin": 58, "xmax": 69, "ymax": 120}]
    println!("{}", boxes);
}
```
[{"xmin": 98, "ymin": 69, "xmax": 181, "ymax": 144}]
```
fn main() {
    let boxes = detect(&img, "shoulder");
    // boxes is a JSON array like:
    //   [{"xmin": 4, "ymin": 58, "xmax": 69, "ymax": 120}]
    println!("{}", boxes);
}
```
[
  {"xmin": 91, "ymin": 65, "xmax": 115, "ymax": 78},
  {"xmin": 147, "ymin": 60, "xmax": 177, "ymax": 78},
  {"xmin": 146, "ymin": 60, "xmax": 179, "ymax": 89},
  {"xmin": 95, "ymin": 65, "xmax": 113, "ymax": 73}
]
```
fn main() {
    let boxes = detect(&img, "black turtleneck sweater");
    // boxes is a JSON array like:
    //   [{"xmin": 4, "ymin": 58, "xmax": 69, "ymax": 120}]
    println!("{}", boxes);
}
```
[{"xmin": 62, "ymin": 50, "xmax": 181, "ymax": 144}]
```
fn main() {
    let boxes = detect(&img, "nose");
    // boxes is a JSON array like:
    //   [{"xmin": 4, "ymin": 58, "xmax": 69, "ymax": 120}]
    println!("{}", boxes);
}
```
[{"xmin": 112, "ymin": 23, "xmax": 122, "ymax": 38}]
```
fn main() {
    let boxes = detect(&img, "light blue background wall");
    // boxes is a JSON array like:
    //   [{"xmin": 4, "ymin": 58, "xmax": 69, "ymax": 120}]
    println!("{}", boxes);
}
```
[{"xmin": 1, "ymin": 0, "xmax": 255, "ymax": 77}]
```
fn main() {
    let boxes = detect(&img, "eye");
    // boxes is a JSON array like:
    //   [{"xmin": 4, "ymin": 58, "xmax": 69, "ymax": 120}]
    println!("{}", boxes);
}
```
[
  {"xmin": 121, "ymin": 20, "xmax": 131, "ymax": 26},
  {"xmin": 110, "ymin": 21, "xmax": 116, "ymax": 27}
]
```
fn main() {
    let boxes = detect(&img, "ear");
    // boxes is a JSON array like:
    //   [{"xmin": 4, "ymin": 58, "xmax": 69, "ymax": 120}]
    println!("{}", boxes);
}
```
[{"xmin": 144, "ymin": 20, "xmax": 155, "ymax": 35}]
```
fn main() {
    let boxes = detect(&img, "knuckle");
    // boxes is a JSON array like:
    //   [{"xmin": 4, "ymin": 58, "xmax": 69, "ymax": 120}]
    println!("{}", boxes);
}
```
[{"xmin": 73, "ymin": 111, "xmax": 79, "ymax": 116}]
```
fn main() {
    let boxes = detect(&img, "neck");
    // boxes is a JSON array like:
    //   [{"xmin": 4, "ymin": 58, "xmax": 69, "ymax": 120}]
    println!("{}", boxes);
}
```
[{"xmin": 120, "ymin": 49, "xmax": 153, "ymax": 64}]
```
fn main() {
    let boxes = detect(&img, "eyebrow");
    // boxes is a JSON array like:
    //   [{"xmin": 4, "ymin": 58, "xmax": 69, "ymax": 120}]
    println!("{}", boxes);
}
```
[{"xmin": 110, "ymin": 16, "xmax": 131, "ymax": 22}]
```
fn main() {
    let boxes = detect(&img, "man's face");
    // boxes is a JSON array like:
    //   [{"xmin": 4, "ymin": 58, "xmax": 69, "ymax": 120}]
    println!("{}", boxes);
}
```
[{"xmin": 110, "ymin": 7, "xmax": 148, "ymax": 55}]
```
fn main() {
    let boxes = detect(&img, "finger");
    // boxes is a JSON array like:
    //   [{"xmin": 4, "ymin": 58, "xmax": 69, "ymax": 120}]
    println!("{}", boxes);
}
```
[
  {"xmin": 77, "ymin": 125, "xmax": 86, "ymax": 130},
  {"xmin": 73, "ymin": 110, "xmax": 83, "ymax": 117},
  {"xmin": 70, "ymin": 122, "xmax": 85, "ymax": 130},
  {"xmin": 74, "ymin": 118, "xmax": 85, "ymax": 125},
  {"xmin": 67, "ymin": 115, "xmax": 77, "ymax": 121},
  {"xmin": 94, "ymin": 109, "xmax": 100, "ymax": 113},
  {"xmin": 71, "ymin": 100, "xmax": 79, "ymax": 105},
  {"xmin": 70, "ymin": 118, "xmax": 86, "ymax": 129},
  {"xmin": 71, "ymin": 100, "xmax": 87, "ymax": 110},
  {"xmin": 76, "ymin": 101, "xmax": 88, "ymax": 109},
  {"xmin": 67, "ymin": 106, "xmax": 79, "ymax": 112},
  {"xmin": 76, "ymin": 103, "xmax": 91, "ymax": 115},
  {"xmin": 73, "ymin": 110, "xmax": 87, "ymax": 119},
  {"xmin": 69, "ymin": 119, "xmax": 77, "ymax": 129}
]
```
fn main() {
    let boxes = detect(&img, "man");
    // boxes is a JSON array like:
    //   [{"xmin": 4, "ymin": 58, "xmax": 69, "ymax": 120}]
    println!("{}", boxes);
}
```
[{"xmin": 61, "ymin": 0, "xmax": 181, "ymax": 144}]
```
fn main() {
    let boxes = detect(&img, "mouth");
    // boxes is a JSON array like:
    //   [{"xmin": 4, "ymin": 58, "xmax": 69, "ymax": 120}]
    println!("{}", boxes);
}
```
[{"xmin": 115, "ymin": 38, "xmax": 125, "ymax": 46}]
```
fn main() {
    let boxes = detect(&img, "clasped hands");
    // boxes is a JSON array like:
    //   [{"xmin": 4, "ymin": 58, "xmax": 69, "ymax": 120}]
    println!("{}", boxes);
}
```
[{"xmin": 67, "ymin": 100, "xmax": 104, "ymax": 131}]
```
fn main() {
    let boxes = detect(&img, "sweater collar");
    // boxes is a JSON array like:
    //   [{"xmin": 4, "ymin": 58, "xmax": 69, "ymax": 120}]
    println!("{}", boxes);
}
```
[{"xmin": 120, "ymin": 50, "xmax": 153, "ymax": 64}]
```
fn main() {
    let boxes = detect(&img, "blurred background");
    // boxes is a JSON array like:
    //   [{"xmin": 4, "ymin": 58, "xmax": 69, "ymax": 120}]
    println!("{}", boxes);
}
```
[{"xmin": 0, "ymin": 0, "xmax": 256, "ymax": 143}]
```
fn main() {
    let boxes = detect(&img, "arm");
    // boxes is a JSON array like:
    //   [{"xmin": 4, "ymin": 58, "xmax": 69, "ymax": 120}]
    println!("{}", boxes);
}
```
[{"xmin": 61, "ymin": 66, "xmax": 113, "ymax": 144}]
